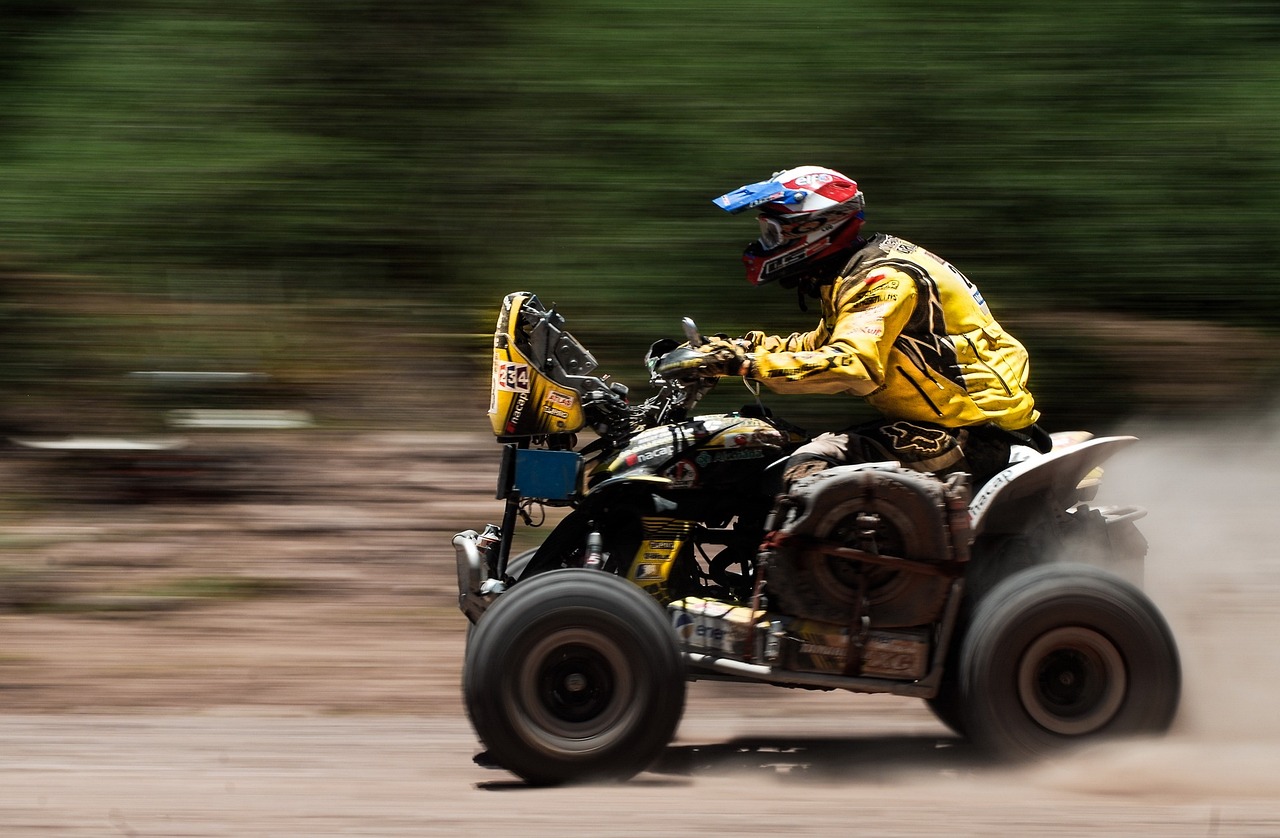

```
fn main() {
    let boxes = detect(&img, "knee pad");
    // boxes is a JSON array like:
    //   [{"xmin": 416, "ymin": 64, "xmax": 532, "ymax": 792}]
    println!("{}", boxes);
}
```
[{"xmin": 782, "ymin": 454, "xmax": 838, "ymax": 489}]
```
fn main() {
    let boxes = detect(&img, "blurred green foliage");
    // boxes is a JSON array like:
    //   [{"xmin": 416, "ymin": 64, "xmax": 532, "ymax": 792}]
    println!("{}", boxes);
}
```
[{"xmin": 0, "ymin": 0, "xmax": 1278, "ymax": 430}]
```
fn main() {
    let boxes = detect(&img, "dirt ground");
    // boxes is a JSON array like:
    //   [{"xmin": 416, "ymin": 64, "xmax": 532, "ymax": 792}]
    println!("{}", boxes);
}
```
[{"xmin": 2, "ymin": 425, "xmax": 1280, "ymax": 836}]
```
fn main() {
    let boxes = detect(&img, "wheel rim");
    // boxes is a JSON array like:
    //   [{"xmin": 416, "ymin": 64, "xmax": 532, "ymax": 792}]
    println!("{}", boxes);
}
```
[
  {"xmin": 814, "ymin": 507, "xmax": 918, "ymax": 609},
  {"xmin": 511, "ymin": 627, "xmax": 639, "ymax": 756},
  {"xmin": 1017, "ymin": 626, "xmax": 1127, "ymax": 736}
]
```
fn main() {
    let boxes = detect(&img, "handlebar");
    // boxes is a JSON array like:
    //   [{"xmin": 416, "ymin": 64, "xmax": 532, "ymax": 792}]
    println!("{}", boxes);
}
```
[{"xmin": 583, "ymin": 315, "xmax": 735, "ymax": 441}]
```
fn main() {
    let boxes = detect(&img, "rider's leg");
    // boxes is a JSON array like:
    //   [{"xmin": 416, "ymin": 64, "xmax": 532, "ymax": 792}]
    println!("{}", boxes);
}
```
[
  {"xmin": 781, "ymin": 419, "xmax": 1023, "ymax": 494},
  {"xmin": 783, "ymin": 418, "xmax": 966, "ymax": 488},
  {"xmin": 779, "ymin": 432, "xmax": 854, "ymax": 489},
  {"xmin": 781, "ymin": 419, "xmax": 1003, "ymax": 488}
]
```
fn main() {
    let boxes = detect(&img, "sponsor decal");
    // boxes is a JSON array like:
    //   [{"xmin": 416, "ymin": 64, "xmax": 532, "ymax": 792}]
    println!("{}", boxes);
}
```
[
  {"xmin": 624, "ymin": 445, "xmax": 673, "ymax": 468},
  {"xmin": 694, "ymin": 623, "xmax": 726, "ymax": 644},
  {"xmin": 541, "ymin": 405, "xmax": 569, "ymax": 419},
  {"xmin": 792, "ymin": 173, "xmax": 832, "ymax": 188},
  {"xmin": 862, "ymin": 273, "xmax": 900, "ymax": 292},
  {"xmin": 799, "ymin": 642, "xmax": 847, "ymax": 658},
  {"xmin": 692, "ymin": 424, "xmax": 712, "ymax": 440},
  {"xmin": 503, "ymin": 392, "xmax": 529, "ymax": 434},
  {"xmin": 969, "ymin": 466, "xmax": 1019, "ymax": 518},
  {"xmin": 876, "ymin": 235, "xmax": 917, "ymax": 255},
  {"xmin": 635, "ymin": 563, "xmax": 663, "ymax": 579},
  {"xmin": 545, "ymin": 390, "xmax": 575, "ymax": 409},
  {"xmin": 663, "ymin": 460, "xmax": 699, "ymax": 488},
  {"xmin": 748, "ymin": 193, "xmax": 784, "ymax": 208},
  {"xmin": 494, "ymin": 361, "xmax": 530, "ymax": 393},
  {"xmin": 718, "ymin": 427, "xmax": 784, "ymax": 450},
  {"xmin": 672, "ymin": 611, "xmax": 696, "ymax": 641},
  {"xmin": 790, "ymin": 216, "xmax": 842, "ymax": 236},
  {"xmin": 949, "ymin": 263, "xmax": 987, "ymax": 309},
  {"xmin": 883, "ymin": 422, "xmax": 953, "ymax": 457},
  {"xmin": 762, "ymin": 248, "xmax": 809, "ymax": 275},
  {"xmin": 697, "ymin": 448, "xmax": 766, "ymax": 466},
  {"xmin": 853, "ymin": 302, "xmax": 891, "ymax": 337},
  {"xmin": 864, "ymin": 650, "xmax": 917, "ymax": 674},
  {"xmin": 854, "ymin": 287, "xmax": 900, "ymax": 309}
]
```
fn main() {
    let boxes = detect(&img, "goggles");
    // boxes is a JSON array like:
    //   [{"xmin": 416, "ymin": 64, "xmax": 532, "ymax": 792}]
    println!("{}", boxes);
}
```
[
  {"xmin": 757, "ymin": 206, "xmax": 864, "ymax": 252},
  {"xmin": 757, "ymin": 215, "xmax": 787, "ymax": 251}
]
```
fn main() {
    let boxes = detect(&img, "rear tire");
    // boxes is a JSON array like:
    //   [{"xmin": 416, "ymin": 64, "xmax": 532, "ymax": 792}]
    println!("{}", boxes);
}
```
[
  {"xmin": 463, "ymin": 568, "xmax": 686, "ymax": 785},
  {"xmin": 959, "ymin": 563, "xmax": 1179, "ymax": 760}
]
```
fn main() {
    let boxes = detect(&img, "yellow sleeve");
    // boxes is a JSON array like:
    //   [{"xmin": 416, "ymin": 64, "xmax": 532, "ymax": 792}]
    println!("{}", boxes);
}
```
[
  {"xmin": 740, "ymin": 326, "xmax": 823, "ymax": 354},
  {"xmin": 744, "ymin": 270, "xmax": 918, "ymax": 396}
]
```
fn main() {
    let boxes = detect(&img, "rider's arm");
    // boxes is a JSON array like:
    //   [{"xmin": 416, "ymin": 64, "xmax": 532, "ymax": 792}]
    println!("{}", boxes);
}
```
[
  {"xmin": 740, "ymin": 326, "xmax": 823, "ymax": 355},
  {"xmin": 741, "ymin": 269, "xmax": 918, "ymax": 395}
]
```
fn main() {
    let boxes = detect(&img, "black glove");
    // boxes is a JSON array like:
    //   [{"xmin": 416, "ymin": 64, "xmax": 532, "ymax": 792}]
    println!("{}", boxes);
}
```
[{"xmin": 700, "ymin": 336, "xmax": 749, "ymax": 375}]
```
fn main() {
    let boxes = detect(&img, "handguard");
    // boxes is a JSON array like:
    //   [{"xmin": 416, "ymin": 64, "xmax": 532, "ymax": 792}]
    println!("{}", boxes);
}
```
[{"xmin": 652, "ymin": 338, "xmax": 747, "ymax": 380}]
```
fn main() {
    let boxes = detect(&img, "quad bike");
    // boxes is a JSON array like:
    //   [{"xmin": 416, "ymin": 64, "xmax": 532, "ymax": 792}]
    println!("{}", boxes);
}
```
[{"xmin": 454, "ymin": 292, "xmax": 1180, "ymax": 786}]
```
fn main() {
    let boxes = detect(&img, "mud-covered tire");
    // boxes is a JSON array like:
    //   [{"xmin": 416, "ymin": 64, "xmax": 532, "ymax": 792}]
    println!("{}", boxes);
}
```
[
  {"xmin": 768, "ymin": 466, "xmax": 953, "ymax": 626},
  {"xmin": 462, "ymin": 568, "xmax": 686, "ymax": 785},
  {"xmin": 959, "ymin": 563, "xmax": 1179, "ymax": 760}
]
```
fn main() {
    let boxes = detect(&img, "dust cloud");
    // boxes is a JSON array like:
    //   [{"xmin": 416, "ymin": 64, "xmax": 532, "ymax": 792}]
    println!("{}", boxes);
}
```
[{"xmin": 1027, "ymin": 415, "xmax": 1280, "ymax": 799}]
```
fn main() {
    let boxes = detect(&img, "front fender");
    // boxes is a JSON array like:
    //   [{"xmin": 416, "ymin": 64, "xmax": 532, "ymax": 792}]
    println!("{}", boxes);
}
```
[
  {"xmin": 586, "ymin": 473, "xmax": 674, "ymax": 497},
  {"xmin": 969, "ymin": 436, "xmax": 1138, "ymax": 538}
]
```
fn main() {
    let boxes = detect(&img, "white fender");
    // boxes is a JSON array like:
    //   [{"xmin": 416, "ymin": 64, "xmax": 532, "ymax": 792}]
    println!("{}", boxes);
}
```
[{"xmin": 968, "ymin": 435, "xmax": 1138, "ymax": 538}]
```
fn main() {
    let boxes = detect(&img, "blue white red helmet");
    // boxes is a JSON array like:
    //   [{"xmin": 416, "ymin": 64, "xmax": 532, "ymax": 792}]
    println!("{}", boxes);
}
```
[{"xmin": 713, "ymin": 166, "xmax": 866, "ymax": 286}]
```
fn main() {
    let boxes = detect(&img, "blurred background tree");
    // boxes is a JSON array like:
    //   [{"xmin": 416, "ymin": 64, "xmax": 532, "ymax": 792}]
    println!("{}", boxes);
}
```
[{"xmin": 0, "ymin": 0, "xmax": 1277, "ymax": 433}]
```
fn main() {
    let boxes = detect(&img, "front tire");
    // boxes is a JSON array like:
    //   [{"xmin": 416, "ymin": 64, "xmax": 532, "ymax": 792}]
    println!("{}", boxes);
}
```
[
  {"xmin": 463, "ymin": 568, "xmax": 686, "ymax": 785},
  {"xmin": 463, "ymin": 548, "xmax": 537, "ymax": 650},
  {"xmin": 959, "ymin": 563, "xmax": 1179, "ymax": 760},
  {"xmin": 924, "ymin": 665, "xmax": 967, "ymax": 737}
]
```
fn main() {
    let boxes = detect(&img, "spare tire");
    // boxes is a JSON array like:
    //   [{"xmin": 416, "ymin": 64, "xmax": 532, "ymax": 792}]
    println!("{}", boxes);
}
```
[{"xmin": 768, "ymin": 465, "xmax": 952, "ymax": 626}]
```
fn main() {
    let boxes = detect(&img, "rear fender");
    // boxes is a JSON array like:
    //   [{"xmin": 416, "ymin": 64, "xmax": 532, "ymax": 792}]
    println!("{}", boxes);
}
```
[{"xmin": 969, "ymin": 436, "xmax": 1138, "ymax": 538}]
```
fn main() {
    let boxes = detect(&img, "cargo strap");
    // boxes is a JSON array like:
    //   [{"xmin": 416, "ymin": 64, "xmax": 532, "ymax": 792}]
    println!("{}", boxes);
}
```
[{"xmin": 843, "ymin": 577, "xmax": 870, "ymax": 677}]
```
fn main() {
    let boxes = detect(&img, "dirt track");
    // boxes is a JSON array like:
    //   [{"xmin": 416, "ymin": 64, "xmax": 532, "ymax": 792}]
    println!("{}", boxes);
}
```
[{"xmin": 2, "ymin": 426, "xmax": 1280, "ymax": 835}]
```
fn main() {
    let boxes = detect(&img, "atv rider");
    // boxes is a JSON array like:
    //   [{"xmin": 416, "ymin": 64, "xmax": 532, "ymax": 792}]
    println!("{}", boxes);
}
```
[{"xmin": 682, "ymin": 165, "xmax": 1050, "ymax": 488}]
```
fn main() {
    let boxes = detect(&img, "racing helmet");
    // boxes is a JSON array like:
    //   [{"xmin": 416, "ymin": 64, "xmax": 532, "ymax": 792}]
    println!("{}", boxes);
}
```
[{"xmin": 713, "ymin": 166, "xmax": 866, "ymax": 286}]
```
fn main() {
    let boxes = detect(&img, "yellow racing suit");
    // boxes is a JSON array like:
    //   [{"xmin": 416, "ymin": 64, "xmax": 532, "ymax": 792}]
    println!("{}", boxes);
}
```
[{"xmin": 742, "ymin": 233, "xmax": 1039, "ymax": 433}]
